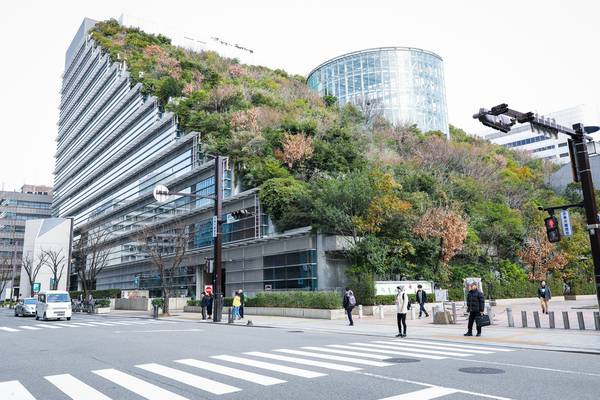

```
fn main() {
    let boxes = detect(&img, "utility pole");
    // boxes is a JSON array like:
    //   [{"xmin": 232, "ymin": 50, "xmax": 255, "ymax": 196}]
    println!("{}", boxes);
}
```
[
  {"xmin": 474, "ymin": 104, "xmax": 600, "ymax": 310},
  {"xmin": 212, "ymin": 155, "xmax": 224, "ymax": 322}
]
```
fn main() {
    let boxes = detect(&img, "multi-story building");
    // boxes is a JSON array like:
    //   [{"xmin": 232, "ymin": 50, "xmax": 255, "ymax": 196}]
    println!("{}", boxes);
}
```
[
  {"xmin": 0, "ymin": 185, "xmax": 53, "ymax": 279},
  {"xmin": 55, "ymin": 18, "xmax": 350, "ymax": 298},
  {"xmin": 307, "ymin": 47, "xmax": 449, "ymax": 136},
  {"xmin": 482, "ymin": 104, "xmax": 600, "ymax": 164}
]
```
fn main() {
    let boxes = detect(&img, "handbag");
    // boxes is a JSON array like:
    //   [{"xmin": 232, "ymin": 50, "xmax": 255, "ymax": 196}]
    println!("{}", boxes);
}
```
[{"xmin": 476, "ymin": 314, "xmax": 491, "ymax": 328}]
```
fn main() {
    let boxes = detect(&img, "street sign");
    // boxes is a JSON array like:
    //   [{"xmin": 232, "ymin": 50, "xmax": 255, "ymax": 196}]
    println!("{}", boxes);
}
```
[
  {"xmin": 32, "ymin": 282, "xmax": 41, "ymax": 293},
  {"xmin": 212, "ymin": 216, "xmax": 218, "ymax": 238},
  {"xmin": 204, "ymin": 285, "xmax": 213, "ymax": 295},
  {"xmin": 264, "ymin": 284, "xmax": 272, "ymax": 291},
  {"xmin": 560, "ymin": 209, "xmax": 573, "ymax": 237},
  {"xmin": 153, "ymin": 184, "xmax": 170, "ymax": 202}
]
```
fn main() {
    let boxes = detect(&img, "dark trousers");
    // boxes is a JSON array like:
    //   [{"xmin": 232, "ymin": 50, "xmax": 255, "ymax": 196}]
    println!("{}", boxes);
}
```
[
  {"xmin": 240, "ymin": 306, "xmax": 244, "ymax": 319},
  {"xmin": 467, "ymin": 312, "xmax": 482, "ymax": 334},
  {"xmin": 201, "ymin": 306, "xmax": 207, "ymax": 320},
  {"xmin": 346, "ymin": 308, "xmax": 354, "ymax": 325},
  {"xmin": 419, "ymin": 303, "xmax": 429, "ymax": 317},
  {"xmin": 397, "ymin": 313, "xmax": 407, "ymax": 335}
]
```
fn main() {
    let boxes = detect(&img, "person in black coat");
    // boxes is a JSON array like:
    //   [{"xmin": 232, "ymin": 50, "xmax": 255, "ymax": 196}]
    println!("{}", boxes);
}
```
[
  {"xmin": 465, "ymin": 282, "xmax": 485, "ymax": 337},
  {"xmin": 200, "ymin": 292, "xmax": 209, "ymax": 320},
  {"xmin": 416, "ymin": 285, "xmax": 429, "ymax": 318}
]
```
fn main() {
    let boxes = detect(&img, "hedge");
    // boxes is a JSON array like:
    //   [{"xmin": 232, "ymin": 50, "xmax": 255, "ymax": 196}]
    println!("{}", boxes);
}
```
[
  {"xmin": 95, "ymin": 299, "xmax": 111, "ymax": 307},
  {"xmin": 70, "ymin": 289, "xmax": 122, "ymax": 299},
  {"xmin": 242, "ymin": 291, "xmax": 341, "ymax": 309}
]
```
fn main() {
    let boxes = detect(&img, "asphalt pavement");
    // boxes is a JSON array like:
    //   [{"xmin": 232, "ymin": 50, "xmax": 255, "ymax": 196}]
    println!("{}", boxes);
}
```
[{"xmin": 0, "ymin": 307, "xmax": 599, "ymax": 400}]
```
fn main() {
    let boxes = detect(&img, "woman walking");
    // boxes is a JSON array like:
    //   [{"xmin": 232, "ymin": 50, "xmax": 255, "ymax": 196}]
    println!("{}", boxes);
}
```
[
  {"xmin": 232, "ymin": 291, "xmax": 242, "ymax": 320},
  {"xmin": 395, "ymin": 286, "xmax": 409, "ymax": 337}
]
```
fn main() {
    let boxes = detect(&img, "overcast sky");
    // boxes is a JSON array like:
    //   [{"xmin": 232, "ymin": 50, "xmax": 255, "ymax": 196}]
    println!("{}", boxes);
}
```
[{"xmin": 1, "ymin": 0, "xmax": 599, "ymax": 190}]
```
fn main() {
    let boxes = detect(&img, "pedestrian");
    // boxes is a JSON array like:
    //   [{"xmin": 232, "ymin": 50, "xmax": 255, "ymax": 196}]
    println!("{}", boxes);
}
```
[
  {"xmin": 232, "ymin": 291, "xmax": 242, "ymax": 320},
  {"xmin": 395, "ymin": 286, "xmax": 409, "ymax": 337},
  {"xmin": 416, "ymin": 284, "xmax": 429, "ymax": 318},
  {"xmin": 465, "ymin": 282, "xmax": 485, "ymax": 337},
  {"xmin": 200, "ymin": 291, "xmax": 208, "ymax": 320},
  {"xmin": 239, "ymin": 289, "xmax": 245, "ymax": 319},
  {"xmin": 538, "ymin": 280, "xmax": 552, "ymax": 314},
  {"xmin": 206, "ymin": 292, "xmax": 213, "ymax": 319},
  {"xmin": 343, "ymin": 288, "xmax": 356, "ymax": 326}
]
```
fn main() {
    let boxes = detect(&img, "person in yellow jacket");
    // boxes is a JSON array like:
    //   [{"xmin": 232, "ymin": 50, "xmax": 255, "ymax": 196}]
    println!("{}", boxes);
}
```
[{"xmin": 232, "ymin": 291, "xmax": 242, "ymax": 320}]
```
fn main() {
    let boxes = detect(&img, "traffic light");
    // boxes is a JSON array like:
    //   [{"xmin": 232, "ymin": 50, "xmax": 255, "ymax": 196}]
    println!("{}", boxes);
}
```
[
  {"xmin": 473, "ymin": 108, "xmax": 516, "ymax": 133},
  {"xmin": 544, "ymin": 216, "xmax": 561, "ymax": 243},
  {"xmin": 230, "ymin": 209, "xmax": 251, "ymax": 220}
]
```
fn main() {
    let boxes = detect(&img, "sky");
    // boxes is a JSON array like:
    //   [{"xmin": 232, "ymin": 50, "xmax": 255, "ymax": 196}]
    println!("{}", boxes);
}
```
[{"xmin": 1, "ymin": 0, "xmax": 599, "ymax": 190}]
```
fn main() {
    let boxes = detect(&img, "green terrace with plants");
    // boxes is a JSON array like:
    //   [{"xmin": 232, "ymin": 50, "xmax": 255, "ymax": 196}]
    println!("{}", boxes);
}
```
[{"xmin": 91, "ymin": 20, "xmax": 596, "ymax": 303}]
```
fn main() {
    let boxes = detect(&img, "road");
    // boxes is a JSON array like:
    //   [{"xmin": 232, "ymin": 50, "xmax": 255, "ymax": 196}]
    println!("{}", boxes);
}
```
[{"xmin": 0, "ymin": 308, "xmax": 599, "ymax": 400}]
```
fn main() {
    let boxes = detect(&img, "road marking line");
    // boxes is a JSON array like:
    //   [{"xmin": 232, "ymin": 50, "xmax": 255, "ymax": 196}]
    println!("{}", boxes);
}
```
[
  {"xmin": 175, "ymin": 358, "xmax": 286, "ymax": 386},
  {"xmin": 45, "ymin": 374, "xmax": 112, "ymax": 400},
  {"xmin": 446, "ymin": 357, "xmax": 600, "ymax": 378},
  {"xmin": 93, "ymin": 368, "xmax": 189, "ymax": 400},
  {"xmin": 54, "ymin": 323, "xmax": 79, "ymax": 328},
  {"xmin": 244, "ymin": 351, "xmax": 361, "ymax": 372},
  {"xmin": 378, "ymin": 386, "xmax": 458, "ymax": 400},
  {"xmin": 136, "ymin": 363, "xmax": 240, "ymax": 395},
  {"xmin": 327, "ymin": 345, "xmax": 446, "ymax": 360},
  {"xmin": 401, "ymin": 339, "xmax": 514, "ymax": 352},
  {"xmin": 35, "ymin": 324, "xmax": 61, "ymax": 329},
  {"xmin": 0, "ymin": 380, "xmax": 36, "ymax": 400},
  {"xmin": 113, "ymin": 329, "xmax": 203, "ymax": 333},
  {"xmin": 302, "ymin": 346, "xmax": 393, "ymax": 360},
  {"xmin": 354, "ymin": 371, "xmax": 513, "ymax": 400},
  {"xmin": 18, "ymin": 326, "xmax": 41, "ymax": 330},
  {"xmin": 212, "ymin": 355, "xmax": 326, "ymax": 378},
  {"xmin": 372, "ymin": 341, "xmax": 493, "ymax": 354},
  {"xmin": 0, "ymin": 327, "xmax": 20, "ymax": 332},
  {"xmin": 71, "ymin": 322, "xmax": 96, "ymax": 327},
  {"xmin": 350, "ymin": 343, "xmax": 470, "ymax": 357},
  {"xmin": 275, "ymin": 349, "xmax": 394, "ymax": 367},
  {"xmin": 85, "ymin": 322, "xmax": 115, "ymax": 326}
]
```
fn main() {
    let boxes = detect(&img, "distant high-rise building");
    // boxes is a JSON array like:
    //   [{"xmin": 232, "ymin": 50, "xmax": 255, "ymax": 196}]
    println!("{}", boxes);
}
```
[{"xmin": 307, "ymin": 47, "xmax": 449, "ymax": 136}]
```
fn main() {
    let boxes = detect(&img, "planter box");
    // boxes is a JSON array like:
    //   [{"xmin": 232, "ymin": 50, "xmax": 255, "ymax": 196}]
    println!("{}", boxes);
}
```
[
  {"xmin": 94, "ymin": 307, "xmax": 110, "ymax": 314},
  {"xmin": 183, "ymin": 306, "xmax": 203, "ymax": 313},
  {"xmin": 565, "ymin": 295, "xmax": 577, "ymax": 301},
  {"xmin": 220, "ymin": 306, "xmax": 346, "ymax": 320}
]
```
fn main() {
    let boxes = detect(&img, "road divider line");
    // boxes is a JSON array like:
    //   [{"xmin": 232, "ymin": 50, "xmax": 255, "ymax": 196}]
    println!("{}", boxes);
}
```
[
  {"xmin": 0, "ymin": 327, "xmax": 20, "ymax": 332},
  {"xmin": 378, "ymin": 386, "xmax": 458, "ymax": 400},
  {"xmin": 244, "ymin": 351, "xmax": 361, "ymax": 372},
  {"xmin": 45, "ymin": 374, "xmax": 113, "ymax": 400},
  {"xmin": 302, "ymin": 346, "xmax": 393, "ymax": 360},
  {"xmin": 93, "ymin": 368, "xmax": 189, "ymax": 400},
  {"xmin": 0, "ymin": 380, "xmax": 36, "ymax": 400},
  {"xmin": 274, "ymin": 349, "xmax": 394, "ymax": 367},
  {"xmin": 212, "ymin": 355, "xmax": 326, "ymax": 378},
  {"xmin": 175, "ymin": 358, "xmax": 286, "ymax": 386},
  {"xmin": 400, "ymin": 339, "xmax": 514, "ymax": 352},
  {"xmin": 350, "ymin": 343, "xmax": 470, "ymax": 357},
  {"xmin": 327, "ymin": 345, "xmax": 446, "ymax": 360},
  {"xmin": 136, "ymin": 363, "xmax": 240, "ymax": 395},
  {"xmin": 371, "ymin": 341, "xmax": 493, "ymax": 354},
  {"xmin": 446, "ymin": 357, "xmax": 600, "ymax": 378}
]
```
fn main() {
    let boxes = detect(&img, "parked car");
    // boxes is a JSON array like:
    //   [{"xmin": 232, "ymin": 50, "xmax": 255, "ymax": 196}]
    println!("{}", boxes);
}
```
[
  {"xmin": 35, "ymin": 291, "xmax": 72, "ymax": 321},
  {"xmin": 14, "ymin": 298, "xmax": 37, "ymax": 317}
]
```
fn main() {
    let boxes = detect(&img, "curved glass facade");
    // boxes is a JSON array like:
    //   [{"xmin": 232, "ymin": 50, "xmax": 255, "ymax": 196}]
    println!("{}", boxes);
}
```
[{"xmin": 307, "ymin": 47, "xmax": 448, "ymax": 135}]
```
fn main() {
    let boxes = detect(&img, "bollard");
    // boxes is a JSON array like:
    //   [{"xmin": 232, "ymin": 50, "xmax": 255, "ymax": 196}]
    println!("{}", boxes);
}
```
[
  {"xmin": 533, "ymin": 311, "xmax": 541, "ymax": 328},
  {"xmin": 594, "ymin": 312, "xmax": 600, "ymax": 331},
  {"xmin": 358, "ymin": 305, "xmax": 363, "ymax": 319},
  {"xmin": 549, "ymin": 311, "xmax": 555, "ymax": 329},
  {"xmin": 562, "ymin": 312, "xmax": 570, "ymax": 330},
  {"xmin": 486, "ymin": 305, "xmax": 494, "ymax": 325},
  {"xmin": 228, "ymin": 307, "xmax": 233, "ymax": 324},
  {"xmin": 378, "ymin": 304, "xmax": 384, "ymax": 319},
  {"xmin": 411, "ymin": 305, "xmax": 416, "ymax": 320},
  {"xmin": 521, "ymin": 311, "xmax": 528, "ymax": 328},
  {"xmin": 577, "ymin": 312, "xmax": 585, "ymax": 330},
  {"xmin": 506, "ymin": 307, "xmax": 514, "ymax": 327},
  {"xmin": 451, "ymin": 302, "xmax": 457, "ymax": 325}
]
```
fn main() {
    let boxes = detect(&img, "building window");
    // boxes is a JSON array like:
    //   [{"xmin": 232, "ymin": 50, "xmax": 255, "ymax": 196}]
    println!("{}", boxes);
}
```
[
  {"xmin": 560, "ymin": 153, "xmax": 569, "ymax": 158},
  {"xmin": 263, "ymin": 250, "xmax": 317, "ymax": 290}
]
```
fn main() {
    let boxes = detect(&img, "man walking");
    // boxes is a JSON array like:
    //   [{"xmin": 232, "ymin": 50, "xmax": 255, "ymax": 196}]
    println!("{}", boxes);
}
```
[
  {"xmin": 206, "ymin": 292, "xmax": 213, "ymax": 319},
  {"xmin": 465, "ymin": 282, "xmax": 485, "ymax": 337},
  {"xmin": 200, "ymin": 291, "xmax": 208, "ymax": 320},
  {"xmin": 395, "ymin": 286, "xmax": 409, "ymax": 337},
  {"xmin": 239, "ymin": 289, "xmax": 246, "ymax": 319},
  {"xmin": 538, "ymin": 281, "xmax": 552, "ymax": 314},
  {"xmin": 343, "ymin": 288, "xmax": 356, "ymax": 326},
  {"xmin": 416, "ymin": 284, "xmax": 429, "ymax": 318}
]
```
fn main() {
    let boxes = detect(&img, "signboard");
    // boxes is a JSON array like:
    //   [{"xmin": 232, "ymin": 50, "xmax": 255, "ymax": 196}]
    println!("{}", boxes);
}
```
[
  {"xmin": 32, "ymin": 283, "xmax": 41, "ymax": 294},
  {"xmin": 204, "ymin": 285, "xmax": 213, "ymax": 295},
  {"xmin": 560, "ymin": 209, "xmax": 573, "ymax": 237},
  {"xmin": 264, "ymin": 284, "xmax": 272, "ymax": 291},
  {"xmin": 212, "ymin": 216, "xmax": 218, "ymax": 238},
  {"xmin": 374, "ymin": 281, "xmax": 433, "ymax": 296},
  {"xmin": 153, "ymin": 185, "xmax": 170, "ymax": 202}
]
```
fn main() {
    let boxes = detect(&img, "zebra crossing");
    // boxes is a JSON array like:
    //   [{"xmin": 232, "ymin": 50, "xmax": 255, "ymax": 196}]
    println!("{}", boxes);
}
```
[
  {"xmin": 0, "ymin": 338, "xmax": 514, "ymax": 399},
  {"xmin": 0, "ymin": 318, "xmax": 176, "ymax": 334}
]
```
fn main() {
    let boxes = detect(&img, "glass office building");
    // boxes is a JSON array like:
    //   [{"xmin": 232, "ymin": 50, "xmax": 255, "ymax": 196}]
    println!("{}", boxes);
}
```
[{"xmin": 307, "ymin": 47, "xmax": 449, "ymax": 136}]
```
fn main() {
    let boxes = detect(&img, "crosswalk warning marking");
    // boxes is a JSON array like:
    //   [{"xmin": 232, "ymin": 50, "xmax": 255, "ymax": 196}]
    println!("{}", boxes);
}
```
[
  {"xmin": 244, "ymin": 351, "xmax": 361, "ymax": 372},
  {"xmin": 71, "ymin": 323, "xmax": 96, "ymax": 327},
  {"xmin": 0, "ymin": 327, "xmax": 20, "ymax": 332},
  {"xmin": 35, "ymin": 324, "xmax": 61, "ymax": 329},
  {"xmin": 175, "ymin": 358, "xmax": 286, "ymax": 386},
  {"xmin": 301, "ymin": 346, "xmax": 393, "ymax": 360},
  {"xmin": 85, "ymin": 322, "xmax": 115, "ymax": 326},
  {"xmin": 378, "ymin": 386, "xmax": 458, "ymax": 400},
  {"xmin": 45, "ymin": 374, "xmax": 113, "ymax": 400},
  {"xmin": 0, "ymin": 380, "xmax": 36, "ymax": 400},
  {"xmin": 350, "ymin": 343, "xmax": 470, "ymax": 357},
  {"xmin": 54, "ymin": 323, "xmax": 79, "ymax": 328},
  {"xmin": 212, "ymin": 355, "xmax": 327, "ymax": 378},
  {"xmin": 372, "ymin": 341, "xmax": 494, "ymax": 354},
  {"xmin": 18, "ymin": 326, "xmax": 41, "ymax": 330},
  {"xmin": 93, "ymin": 368, "xmax": 189, "ymax": 400},
  {"xmin": 136, "ymin": 363, "xmax": 241, "ymax": 395},
  {"xmin": 274, "ymin": 349, "xmax": 394, "ymax": 367},
  {"xmin": 326, "ymin": 345, "xmax": 446, "ymax": 360}
]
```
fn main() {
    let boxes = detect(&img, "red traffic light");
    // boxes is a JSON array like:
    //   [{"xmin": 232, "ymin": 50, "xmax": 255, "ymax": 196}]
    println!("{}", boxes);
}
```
[{"xmin": 544, "ymin": 216, "xmax": 560, "ymax": 243}]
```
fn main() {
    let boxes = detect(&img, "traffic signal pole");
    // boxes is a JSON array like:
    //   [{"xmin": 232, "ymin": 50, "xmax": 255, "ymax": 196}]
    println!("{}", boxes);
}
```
[{"xmin": 213, "ymin": 155, "xmax": 224, "ymax": 322}]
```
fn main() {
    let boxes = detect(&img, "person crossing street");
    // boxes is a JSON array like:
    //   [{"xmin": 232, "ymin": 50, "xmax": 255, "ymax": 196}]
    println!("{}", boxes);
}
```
[
  {"xmin": 465, "ymin": 282, "xmax": 485, "ymax": 337},
  {"xmin": 416, "ymin": 284, "xmax": 429, "ymax": 318}
]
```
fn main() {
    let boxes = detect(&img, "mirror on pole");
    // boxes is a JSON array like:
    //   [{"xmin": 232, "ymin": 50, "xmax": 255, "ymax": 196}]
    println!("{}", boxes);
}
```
[{"xmin": 153, "ymin": 184, "xmax": 170, "ymax": 202}]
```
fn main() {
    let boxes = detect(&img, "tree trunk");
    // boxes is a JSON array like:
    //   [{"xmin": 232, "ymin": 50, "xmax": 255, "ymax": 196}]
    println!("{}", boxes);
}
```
[{"xmin": 162, "ymin": 286, "xmax": 169, "ymax": 315}]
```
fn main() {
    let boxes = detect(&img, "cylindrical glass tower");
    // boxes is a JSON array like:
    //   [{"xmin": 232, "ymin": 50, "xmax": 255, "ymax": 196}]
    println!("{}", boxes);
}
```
[{"xmin": 307, "ymin": 47, "xmax": 448, "ymax": 136}]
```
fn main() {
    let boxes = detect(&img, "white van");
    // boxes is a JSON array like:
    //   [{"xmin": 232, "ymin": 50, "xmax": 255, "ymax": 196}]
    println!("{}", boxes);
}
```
[{"xmin": 35, "ymin": 291, "xmax": 72, "ymax": 321}]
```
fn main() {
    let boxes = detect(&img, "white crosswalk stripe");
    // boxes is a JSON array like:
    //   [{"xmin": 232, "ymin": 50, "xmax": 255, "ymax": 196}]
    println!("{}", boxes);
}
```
[
  {"xmin": 350, "ymin": 343, "xmax": 470, "ymax": 357},
  {"xmin": 35, "ymin": 324, "xmax": 61, "ymax": 329},
  {"xmin": 379, "ymin": 387, "xmax": 459, "ymax": 400},
  {"xmin": 137, "ymin": 363, "xmax": 241, "ymax": 395},
  {"xmin": 399, "ymin": 339, "xmax": 514, "ymax": 352},
  {"xmin": 45, "ymin": 374, "xmax": 113, "ymax": 400},
  {"xmin": 71, "ymin": 322, "xmax": 97, "ymax": 327},
  {"xmin": 55, "ymin": 323, "xmax": 79, "ymax": 328},
  {"xmin": 0, "ymin": 327, "xmax": 20, "ymax": 332},
  {"xmin": 275, "ymin": 349, "xmax": 394, "ymax": 367},
  {"xmin": 372, "ymin": 341, "xmax": 494, "ymax": 354},
  {"xmin": 244, "ymin": 351, "xmax": 361, "ymax": 372},
  {"xmin": 85, "ymin": 322, "xmax": 115, "ymax": 326},
  {"xmin": 175, "ymin": 358, "xmax": 286, "ymax": 386},
  {"xmin": 212, "ymin": 355, "xmax": 327, "ymax": 378},
  {"xmin": 93, "ymin": 368, "xmax": 189, "ymax": 400},
  {"xmin": 0, "ymin": 380, "xmax": 36, "ymax": 400},
  {"xmin": 327, "ymin": 344, "xmax": 447, "ymax": 360},
  {"xmin": 302, "ymin": 346, "xmax": 394, "ymax": 360},
  {"xmin": 19, "ymin": 326, "xmax": 41, "ymax": 330}
]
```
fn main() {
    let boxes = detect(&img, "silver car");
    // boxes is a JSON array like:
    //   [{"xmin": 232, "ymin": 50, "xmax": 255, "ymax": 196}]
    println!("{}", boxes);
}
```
[{"xmin": 14, "ymin": 297, "xmax": 37, "ymax": 317}]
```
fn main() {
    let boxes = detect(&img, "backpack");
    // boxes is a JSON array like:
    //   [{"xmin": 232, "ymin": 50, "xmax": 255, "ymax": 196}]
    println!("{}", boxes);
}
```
[{"xmin": 348, "ymin": 294, "xmax": 356, "ymax": 307}]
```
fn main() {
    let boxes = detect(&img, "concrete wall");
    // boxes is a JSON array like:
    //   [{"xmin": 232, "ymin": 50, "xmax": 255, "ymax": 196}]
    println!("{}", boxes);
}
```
[
  {"xmin": 115, "ymin": 297, "xmax": 151, "ymax": 311},
  {"xmin": 549, "ymin": 153, "xmax": 600, "ymax": 193}
]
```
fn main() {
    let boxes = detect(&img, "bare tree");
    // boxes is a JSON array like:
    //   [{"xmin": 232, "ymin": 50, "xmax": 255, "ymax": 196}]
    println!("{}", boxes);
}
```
[
  {"xmin": 42, "ymin": 249, "xmax": 66, "ymax": 290},
  {"xmin": 22, "ymin": 253, "xmax": 47, "ymax": 296},
  {"xmin": 73, "ymin": 228, "xmax": 111, "ymax": 297},
  {"xmin": 356, "ymin": 96, "xmax": 384, "ymax": 127},
  {"xmin": 0, "ymin": 257, "xmax": 13, "ymax": 299},
  {"xmin": 135, "ymin": 224, "xmax": 189, "ymax": 315}
]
